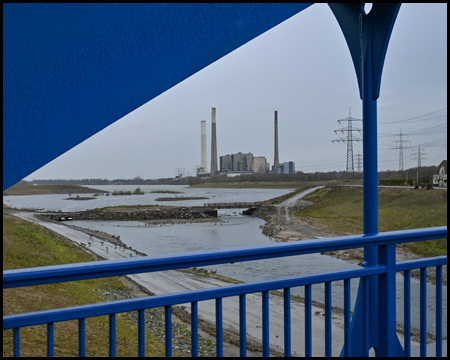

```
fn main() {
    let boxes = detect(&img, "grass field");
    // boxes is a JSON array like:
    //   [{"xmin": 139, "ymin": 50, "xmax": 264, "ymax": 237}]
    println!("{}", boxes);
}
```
[
  {"xmin": 3, "ymin": 215, "xmax": 167, "ymax": 357},
  {"xmin": 189, "ymin": 181, "xmax": 326, "ymax": 189},
  {"xmin": 296, "ymin": 186, "xmax": 447, "ymax": 257}
]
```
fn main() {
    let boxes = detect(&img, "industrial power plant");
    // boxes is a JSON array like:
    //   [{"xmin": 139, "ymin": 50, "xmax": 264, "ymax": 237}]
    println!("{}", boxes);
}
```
[{"xmin": 197, "ymin": 108, "xmax": 295, "ymax": 178}]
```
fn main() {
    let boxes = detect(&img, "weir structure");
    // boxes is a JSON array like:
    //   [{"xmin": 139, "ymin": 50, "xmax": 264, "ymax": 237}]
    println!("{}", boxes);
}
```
[{"xmin": 3, "ymin": 3, "xmax": 447, "ymax": 358}]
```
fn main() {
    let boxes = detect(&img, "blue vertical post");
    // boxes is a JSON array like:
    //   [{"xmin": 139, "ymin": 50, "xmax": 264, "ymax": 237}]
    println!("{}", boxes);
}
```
[
  {"xmin": 328, "ymin": 3, "xmax": 404, "ymax": 356},
  {"xmin": 109, "ymin": 314, "xmax": 116, "ymax": 357},
  {"xmin": 239, "ymin": 294, "xmax": 247, "ymax": 357},
  {"xmin": 378, "ymin": 244, "xmax": 397, "ymax": 357},
  {"xmin": 165, "ymin": 306, "xmax": 172, "ymax": 357},
  {"xmin": 284, "ymin": 288, "xmax": 291, "ymax": 357},
  {"xmin": 216, "ymin": 298, "xmax": 223, "ymax": 357},
  {"xmin": 47, "ymin": 322, "xmax": 54, "ymax": 357}
]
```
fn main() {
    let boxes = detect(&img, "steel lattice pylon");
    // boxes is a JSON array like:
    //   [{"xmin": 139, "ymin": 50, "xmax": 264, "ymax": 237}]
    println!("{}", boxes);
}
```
[{"xmin": 332, "ymin": 108, "xmax": 362, "ymax": 172}]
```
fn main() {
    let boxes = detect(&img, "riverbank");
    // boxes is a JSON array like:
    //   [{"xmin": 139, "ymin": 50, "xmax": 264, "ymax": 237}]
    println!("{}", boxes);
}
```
[
  {"xmin": 253, "ymin": 185, "xmax": 447, "ymax": 285},
  {"xmin": 3, "ymin": 213, "xmax": 170, "ymax": 357},
  {"xmin": 7, "ymin": 205, "xmax": 442, "ymax": 354},
  {"xmin": 3, "ymin": 184, "xmax": 108, "ymax": 196},
  {"xmin": 189, "ymin": 181, "xmax": 329, "ymax": 189}
]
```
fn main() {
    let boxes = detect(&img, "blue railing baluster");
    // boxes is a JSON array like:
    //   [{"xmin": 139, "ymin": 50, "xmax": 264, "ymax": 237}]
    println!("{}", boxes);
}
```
[
  {"xmin": 239, "ymin": 294, "xmax": 246, "ymax": 357},
  {"xmin": 361, "ymin": 276, "xmax": 369, "ymax": 357},
  {"xmin": 165, "ymin": 306, "xmax": 172, "ymax": 357},
  {"xmin": 420, "ymin": 268, "xmax": 427, "ymax": 357},
  {"xmin": 47, "ymin": 322, "xmax": 54, "ymax": 357},
  {"xmin": 284, "ymin": 287, "xmax": 291, "ymax": 357},
  {"xmin": 191, "ymin": 301, "xmax": 198, "ymax": 357},
  {"xmin": 404, "ymin": 270, "xmax": 411, "ymax": 357},
  {"xmin": 109, "ymin": 314, "xmax": 116, "ymax": 357},
  {"xmin": 262, "ymin": 290, "xmax": 270, "ymax": 357},
  {"xmin": 216, "ymin": 298, "xmax": 223, "ymax": 357},
  {"xmin": 79, "ymin": 318, "xmax": 85, "ymax": 357},
  {"xmin": 378, "ymin": 244, "xmax": 397, "ymax": 357},
  {"xmin": 343, "ymin": 279, "xmax": 351, "ymax": 357},
  {"xmin": 305, "ymin": 284, "xmax": 312, "ymax": 357},
  {"xmin": 13, "ymin": 327, "xmax": 20, "ymax": 357},
  {"xmin": 325, "ymin": 282, "xmax": 331, "ymax": 357},
  {"xmin": 436, "ymin": 265, "xmax": 442, "ymax": 357},
  {"xmin": 138, "ymin": 309, "xmax": 145, "ymax": 357}
]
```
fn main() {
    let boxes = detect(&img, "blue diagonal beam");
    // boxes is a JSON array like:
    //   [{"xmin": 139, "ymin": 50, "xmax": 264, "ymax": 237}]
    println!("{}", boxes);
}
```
[{"xmin": 3, "ymin": 3, "xmax": 312, "ymax": 190}]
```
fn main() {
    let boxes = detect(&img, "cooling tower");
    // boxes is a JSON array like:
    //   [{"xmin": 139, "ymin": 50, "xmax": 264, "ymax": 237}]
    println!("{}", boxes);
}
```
[
  {"xmin": 210, "ymin": 107, "xmax": 218, "ymax": 174},
  {"xmin": 201, "ymin": 120, "xmax": 207, "ymax": 171},
  {"xmin": 274, "ymin": 110, "xmax": 279, "ymax": 173}
]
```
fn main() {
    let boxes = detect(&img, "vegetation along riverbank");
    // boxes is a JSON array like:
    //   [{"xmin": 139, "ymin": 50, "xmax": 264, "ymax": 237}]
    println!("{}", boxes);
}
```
[{"xmin": 2, "ymin": 214, "xmax": 217, "ymax": 357}]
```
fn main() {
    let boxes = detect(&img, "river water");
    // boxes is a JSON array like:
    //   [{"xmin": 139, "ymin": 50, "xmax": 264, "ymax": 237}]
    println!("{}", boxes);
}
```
[{"xmin": 3, "ymin": 185, "xmax": 446, "ymax": 336}]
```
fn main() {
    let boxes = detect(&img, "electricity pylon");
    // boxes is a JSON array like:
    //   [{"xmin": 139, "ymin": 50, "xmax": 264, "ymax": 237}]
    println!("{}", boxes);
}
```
[
  {"xmin": 332, "ymin": 108, "xmax": 362, "ymax": 172},
  {"xmin": 391, "ymin": 129, "xmax": 411, "ymax": 171},
  {"xmin": 355, "ymin": 152, "xmax": 363, "ymax": 173},
  {"xmin": 411, "ymin": 144, "xmax": 427, "ymax": 168}
]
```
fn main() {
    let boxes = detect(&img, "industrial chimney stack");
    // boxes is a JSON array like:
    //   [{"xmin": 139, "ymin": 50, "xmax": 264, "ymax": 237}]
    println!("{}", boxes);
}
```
[
  {"xmin": 210, "ymin": 107, "xmax": 218, "ymax": 174},
  {"xmin": 200, "ymin": 121, "xmax": 207, "ymax": 172},
  {"xmin": 274, "ymin": 110, "xmax": 279, "ymax": 173}
]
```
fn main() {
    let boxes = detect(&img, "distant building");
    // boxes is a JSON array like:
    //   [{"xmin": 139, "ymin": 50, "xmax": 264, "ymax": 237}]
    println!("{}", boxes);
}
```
[
  {"xmin": 219, "ymin": 152, "xmax": 269, "ymax": 174},
  {"xmin": 231, "ymin": 152, "xmax": 253, "ymax": 171},
  {"xmin": 432, "ymin": 160, "xmax": 447, "ymax": 187},
  {"xmin": 220, "ymin": 155, "xmax": 232, "ymax": 172},
  {"xmin": 281, "ymin": 161, "xmax": 295, "ymax": 174},
  {"xmin": 248, "ymin": 156, "xmax": 268, "ymax": 174}
]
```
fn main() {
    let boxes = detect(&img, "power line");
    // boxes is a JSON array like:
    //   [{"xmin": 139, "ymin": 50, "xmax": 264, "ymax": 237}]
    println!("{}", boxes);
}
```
[
  {"xmin": 332, "ymin": 108, "xmax": 362, "ymax": 173},
  {"xmin": 382, "ymin": 107, "xmax": 447, "ymax": 124}
]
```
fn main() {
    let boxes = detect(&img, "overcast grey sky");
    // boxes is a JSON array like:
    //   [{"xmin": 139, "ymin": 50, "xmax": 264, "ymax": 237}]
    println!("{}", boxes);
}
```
[{"xmin": 25, "ymin": 3, "xmax": 447, "ymax": 180}]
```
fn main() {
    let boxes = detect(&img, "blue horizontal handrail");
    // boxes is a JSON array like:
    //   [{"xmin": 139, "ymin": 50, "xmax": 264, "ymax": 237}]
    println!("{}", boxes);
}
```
[
  {"xmin": 3, "ymin": 226, "xmax": 446, "ymax": 289},
  {"xmin": 4, "ymin": 265, "xmax": 386, "ymax": 330}
]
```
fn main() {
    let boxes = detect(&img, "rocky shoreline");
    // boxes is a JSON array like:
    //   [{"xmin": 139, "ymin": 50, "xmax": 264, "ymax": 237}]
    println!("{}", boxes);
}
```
[{"xmin": 43, "ymin": 207, "xmax": 216, "ymax": 222}]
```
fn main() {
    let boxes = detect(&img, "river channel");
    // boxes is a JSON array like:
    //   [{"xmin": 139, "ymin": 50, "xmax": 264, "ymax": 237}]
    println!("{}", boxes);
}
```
[{"xmin": 3, "ymin": 185, "xmax": 447, "ymax": 337}]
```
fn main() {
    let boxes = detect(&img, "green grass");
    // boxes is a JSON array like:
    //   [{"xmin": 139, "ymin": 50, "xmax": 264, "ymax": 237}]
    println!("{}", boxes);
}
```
[
  {"xmin": 3, "ymin": 215, "xmax": 167, "ymax": 357},
  {"xmin": 296, "ymin": 186, "xmax": 447, "ymax": 257},
  {"xmin": 189, "ymin": 181, "xmax": 325, "ymax": 189}
]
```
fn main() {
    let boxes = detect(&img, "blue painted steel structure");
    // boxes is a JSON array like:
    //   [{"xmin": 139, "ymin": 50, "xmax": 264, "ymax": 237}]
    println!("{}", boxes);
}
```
[
  {"xmin": 3, "ymin": 227, "xmax": 447, "ymax": 356},
  {"xmin": 329, "ymin": 3, "xmax": 404, "ymax": 356},
  {"xmin": 3, "ymin": 3, "xmax": 447, "ymax": 357}
]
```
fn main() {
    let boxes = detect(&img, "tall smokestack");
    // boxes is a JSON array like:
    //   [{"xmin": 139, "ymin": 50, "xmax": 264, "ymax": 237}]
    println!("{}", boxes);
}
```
[
  {"xmin": 210, "ymin": 107, "xmax": 218, "ymax": 174},
  {"xmin": 201, "ymin": 121, "xmax": 207, "ymax": 171},
  {"xmin": 274, "ymin": 110, "xmax": 279, "ymax": 173}
]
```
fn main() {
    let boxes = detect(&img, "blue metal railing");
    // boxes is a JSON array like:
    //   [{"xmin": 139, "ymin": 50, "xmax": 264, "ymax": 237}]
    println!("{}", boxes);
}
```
[{"xmin": 3, "ymin": 226, "xmax": 447, "ymax": 357}]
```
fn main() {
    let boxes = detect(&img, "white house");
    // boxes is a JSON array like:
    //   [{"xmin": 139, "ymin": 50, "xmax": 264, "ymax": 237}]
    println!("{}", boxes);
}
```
[{"xmin": 432, "ymin": 160, "xmax": 447, "ymax": 187}]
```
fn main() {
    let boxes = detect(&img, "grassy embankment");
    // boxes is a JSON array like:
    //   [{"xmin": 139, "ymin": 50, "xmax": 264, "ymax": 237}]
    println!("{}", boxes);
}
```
[
  {"xmin": 189, "ymin": 181, "xmax": 326, "ymax": 189},
  {"xmin": 3, "ymin": 215, "xmax": 167, "ymax": 357},
  {"xmin": 297, "ymin": 186, "xmax": 447, "ymax": 257},
  {"xmin": 3, "ymin": 184, "xmax": 104, "ymax": 196}
]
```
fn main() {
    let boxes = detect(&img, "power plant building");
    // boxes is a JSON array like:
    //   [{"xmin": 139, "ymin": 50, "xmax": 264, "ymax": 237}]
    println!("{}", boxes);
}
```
[
  {"xmin": 281, "ymin": 161, "xmax": 295, "ymax": 174},
  {"xmin": 231, "ymin": 152, "xmax": 253, "ymax": 171},
  {"xmin": 220, "ymin": 155, "xmax": 232, "ymax": 172},
  {"xmin": 248, "ymin": 156, "xmax": 268, "ymax": 174}
]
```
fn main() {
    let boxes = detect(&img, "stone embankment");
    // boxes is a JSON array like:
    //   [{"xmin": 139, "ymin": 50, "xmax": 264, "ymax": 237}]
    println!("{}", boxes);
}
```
[
  {"xmin": 260, "ymin": 220, "xmax": 286, "ymax": 237},
  {"xmin": 46, "ymin": 207, "xmax": 216, "ymax": 221}
]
